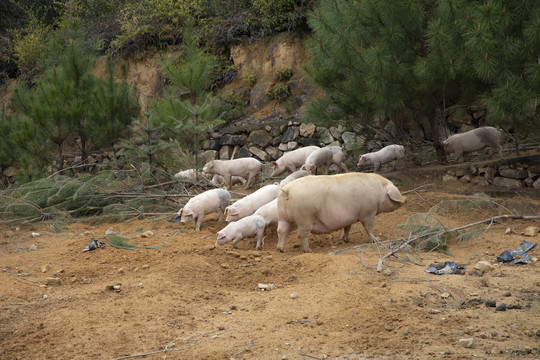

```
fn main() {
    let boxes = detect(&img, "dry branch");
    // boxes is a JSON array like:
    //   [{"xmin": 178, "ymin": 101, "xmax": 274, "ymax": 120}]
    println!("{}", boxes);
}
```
[{"xmin": 376, "ymin": 214, "xmax": 540, "ymax": 272}]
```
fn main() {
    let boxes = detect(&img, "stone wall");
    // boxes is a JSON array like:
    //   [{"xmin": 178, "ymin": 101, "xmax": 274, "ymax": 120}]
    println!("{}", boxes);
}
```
[
  {"xmin": 198, "ymin": 119, "xmax": 364, "ymax": 164},
  {"xmin": 442, "ymin": 155, "xmax": 540, "ymax": 189}
]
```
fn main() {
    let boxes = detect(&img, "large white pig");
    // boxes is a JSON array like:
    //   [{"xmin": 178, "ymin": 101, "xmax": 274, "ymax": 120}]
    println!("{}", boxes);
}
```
[
  {"xmin": 301, "ymin": 147, "xmax": 334, "ymax": 174},
  {"xmin": 271, "ymin": 146, "xmax": 320, "ymax": 177},
  {"xmin": 225, "ymin": 184, "xmax": 280, "ymax": 222},
  {"xmin": 202, "ymin": 158, "xmax": 262, "ymax": 189},
  {"xmin": 327, "ymin": 146, "xmax": 348, "ymax": 173},
  {"xmin": 279, "ymin": 169, "xmax": 311, "ymax": 188},
  {"xmin": 215, "ymin": 215, "xmax": 266, "ymax": 249},
  {"xmin": 174, "ymin": 189, "xmax": 231, "ymax": 231},
  {"xmin": 253, "ymin": 199, "xmax": 278, "ymax": 228},
  {"xmin": 276, "ymin": 173, "xmax": 405, "ymax": 252},
  {"xmin": 357, "ymin": 144, "xmax": 405, "ymax": 172},
  {"xmin": 443, "ymin": 126, "xmax": 502, "ymax": 161}
]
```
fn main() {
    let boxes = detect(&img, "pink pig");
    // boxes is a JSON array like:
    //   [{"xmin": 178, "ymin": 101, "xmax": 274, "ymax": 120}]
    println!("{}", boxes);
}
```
[
  {"xmin": 357, "ymin": 144, "xmax": 405, "ymax": 172},
  {"xmin": 271, "ymin": 146, "xmax": 319, "ymax": 177},
  {"xmin": 225, "ymin": 184, "xmax": 280, "ymax": 222},
  {"xmin": 202, "ymin": 158, "xmax": 262, "ymax": 189},
  {"xmin": 276, "ymin": 173, "xmax": 405, "ymax": 252},
  {"xmin": 443, "ymin": 126, "xmax": 501, "ymax": 161},
  {"xmin": 302, "ymin": 147, "xmax": 334, "ymax": 174},
  {"xmin": 174, "ymin": 189, "xmax": 231, "ymax": 231},
  {"xmin": 215, "ymin": 215, "xmax": 266, "ymax": 249}
]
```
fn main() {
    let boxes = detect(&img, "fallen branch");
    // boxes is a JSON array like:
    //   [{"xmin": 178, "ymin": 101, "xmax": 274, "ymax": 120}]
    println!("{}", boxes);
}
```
[
  {"xmin": 376, "ymin": 214, "xmax": 540, "ymax": 272},
  {"xmin": 111, "ymin": 330, "xmax": 227, "ymax": 360}
]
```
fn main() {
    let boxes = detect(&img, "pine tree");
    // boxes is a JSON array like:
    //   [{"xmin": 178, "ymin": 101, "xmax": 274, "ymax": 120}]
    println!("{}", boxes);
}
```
[
  {"xmin": 306, "ymin": 0, "xmax": 540, "ymax": 160},
  {"xmin": 151, "ymin": 22, "xmax": 225, "ymax": 170}
]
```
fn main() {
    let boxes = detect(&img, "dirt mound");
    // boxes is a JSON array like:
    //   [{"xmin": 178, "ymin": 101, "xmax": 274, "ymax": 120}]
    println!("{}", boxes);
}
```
[{"xmin": 1, "ymin": 169, "xmax": 539, "ymax": 359}]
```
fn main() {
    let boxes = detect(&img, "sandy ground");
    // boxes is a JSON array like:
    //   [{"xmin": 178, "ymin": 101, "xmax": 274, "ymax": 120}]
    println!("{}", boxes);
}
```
[{"xmin": 1, "ymin": 168, "xmax": 539, "ymax": 360}]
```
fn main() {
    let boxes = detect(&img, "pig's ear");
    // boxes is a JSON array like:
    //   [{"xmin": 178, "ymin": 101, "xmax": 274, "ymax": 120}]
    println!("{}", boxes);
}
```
[
  {"xmin": 228, "ymin": 207, "xmax": 239, "ymax": 216},
  {"xmin": 386, "ymin": 183, "xmax": 405, "ymax": 203},
  {"xmin": 271, "ymin": 161, "xmax": 277, "ymax": 167},
  {"xmin": 183, "ymin": 208, "xmax": 193, "ymax": 216}
]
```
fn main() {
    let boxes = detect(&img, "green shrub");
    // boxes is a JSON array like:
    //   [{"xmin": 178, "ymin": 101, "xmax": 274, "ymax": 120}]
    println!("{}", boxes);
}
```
[
  {"xmin": 266, "ymin": 82, "xmax": 290, "ymax": 102},
  {"xmin": 273, "ymin": 66, "xmax": 293, "ymax": 82}
]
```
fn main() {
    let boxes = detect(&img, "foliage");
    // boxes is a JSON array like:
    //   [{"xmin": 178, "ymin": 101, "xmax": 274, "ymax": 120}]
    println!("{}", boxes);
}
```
[
  {"xmin": 266, "ymin": 82, "xmax": 291, "ymax": 102},
  {"xmin": 151, "ymin": 22, "xmax": 226, "ymax": 168},
  {"xmin": 305, "ymin": 0, "xmax": 540, "ymax": 160},
  {"xmin": 11, "ymin": 14, "xmax": 51, "ymax": 77},
  {"xmin": 273, "ymin": 66, "xmax": 293, "ymax": 82},
  {"xmin": 10, "ymin": 21, "xmax": 139, "ymax": 177},
  {"xmin": 0, "ymin": 165, "xmax": 196, "ymax": 222}
]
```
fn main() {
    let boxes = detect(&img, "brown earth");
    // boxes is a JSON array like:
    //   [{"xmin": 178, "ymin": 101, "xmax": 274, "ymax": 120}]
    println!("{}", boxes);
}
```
[{"xmin": 1, "ymin": 163, "xmax": 540, "ymax": 360}]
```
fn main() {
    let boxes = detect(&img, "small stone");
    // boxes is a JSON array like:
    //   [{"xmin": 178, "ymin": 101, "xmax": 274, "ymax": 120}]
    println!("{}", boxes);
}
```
[
  {"xmin": 485, "ymin": 300, "xmax": 497, "ymax": 307},
  {"xmin": 254, "ymin": 257, "xmax": 262, "ymax": 262},
  {"xmin": 382, "ymin": 268, "xmax": 393, "ymax": 276},
  {"xmin": 31, "ymin": 232, "xmax": 40, "ymax": 237},
  {"xmin": 536, "ymin": 330, "xmax": 540, "ymax": 337},
  {"xmin": 459, "ymin": 338, "xmax": 475, "ymax": 348},
  {"xmin": 441, "ymin": 292, "xmax": 450, "ymax": 299},
  {"xmin": 522, "ymin": 226, "xmax": 539, "ymax": 237},
  {"xmin": 140, "ymin": 230, "xmax": 154, "ymax": 238},
  {"xmin": 495, "ymin": 304, "xmax": 507, "ymax": 311},
  {"xmin": 117, "ymin": 268, "xmax": 125, "ymax": 274},
  {"xmin": 503, "ymin": 291, "xmax": 511, "ymax": 297},
  {"xmin": 290, "ymin": 292, "xmax": 299, "ymax": 299},
  {"xmin": 474, "ymin": 261, "xmax": 494, "ymax": 271},
  {"xmin": 258, "ymin": 283, "xmax": 275, "ymax": 290},
  {"xmin": 220, "ymin": 263, "xmax": 230, "ymax": 269},
  {"xmin": 28, "ymin": 244, "xmax": 38, "ymax": 251},
  {"xmin": 505, "ymin": 227, "xmax": 513, "ymax": 235},
  {"xmin": 142, "ymin": 264, "xmax": 150, "ymax": 270},
  {"xmin": 46, "ymin": 277, "xmax": 62, "ymax": 286},
  {"xmin": 41, "ymin": 264, "xmax": 50, "ymax": 273},
  {"xmin": 43, "ymin": 294, "xmax": 48, "ymax": 300}
]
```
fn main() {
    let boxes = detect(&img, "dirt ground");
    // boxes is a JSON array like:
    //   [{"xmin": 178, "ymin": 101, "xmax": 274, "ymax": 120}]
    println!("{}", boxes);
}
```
[{"xmin": 1, "ymin": 165, "xmax": 539, "ymax": 360}]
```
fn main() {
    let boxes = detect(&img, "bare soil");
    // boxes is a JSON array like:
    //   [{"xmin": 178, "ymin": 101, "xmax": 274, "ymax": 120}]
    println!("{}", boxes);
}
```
[{"xmin": 1, "ymin": 165, "xmax": 539, "ymax": 360}]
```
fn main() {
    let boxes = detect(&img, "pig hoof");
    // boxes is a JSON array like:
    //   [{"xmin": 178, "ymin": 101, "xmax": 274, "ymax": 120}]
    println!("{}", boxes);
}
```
[
  {"xmin": 277, "ymin": 247, "xmax": 286, "ymax": 253},
  {"xmin": 303, "ymin": 247, "xmax": 312, "ymax": 253}
]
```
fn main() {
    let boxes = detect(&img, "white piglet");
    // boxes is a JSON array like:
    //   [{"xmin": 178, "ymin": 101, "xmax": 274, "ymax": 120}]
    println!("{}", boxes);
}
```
[
  {"xmin": 327, "ymin": 146, "xmax": 348, "ymax": 173},
  {"xmin": 271, "ymin": 146, "xmax": 320, "ymax": 177},
  {"xmin": 174, "ymin": 189, "xmax": 231, "ymax": 231},
  {"xmin": 215, "ymin": 215, "xmax": 266, "ymax": 249},
  {"xmin": 253, "ymin": 199, "xmax": 278, "ymax": 228},
  {"xmin": 225, "ymin": 184, "xmax": 280, "ymax": 222},
  {"xmin": 357, "ymin": 144, "xmax": 405, "ymax": 172},
  {"xmin": 202, "ymin": 158, "xmax": 262, "ymax": 189},
  {"xmin": 279, "ymin": 169, "xmax": 311, "ymax": 188},
  {"xmin": 302, "ymin": 147, "xmax": 334, "ymax": 175}
]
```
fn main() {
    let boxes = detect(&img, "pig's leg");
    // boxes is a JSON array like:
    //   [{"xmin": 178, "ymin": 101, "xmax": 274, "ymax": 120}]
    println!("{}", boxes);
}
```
[
  {"xmin": 360, "ymin": 213, "xmax": 378, "ymax": 243},
  {"xmin": 255, "ymin": 227, "xmax": 265, "ymax": 250},
  {"xmin": 194, "ymin": 215, "xmax": 202, "ymax": 232},
  {"xmin": 225, "ymin": 175, "xmax": 232, "ymax": 190},
  {"xmin": 297, "ymin": 222, "xmax": 313, "ymax": 253},
  {"xmin": 340, "ymin": 225, "xmax": 351, "ymax": 243},
  {"xmin": 373, "ymin": 161, "xmax": 381, "ymax": 172},
  {"xmin": 339, "ymin": 163, "xmax": 348, "ymax": 173},
  {"xmin": 277, "ymin": 220, "xmax": 291, "ymax": 252},
  {"xmin": 286, "ymin": 164, "xmax": 296, "ymax": 174}
]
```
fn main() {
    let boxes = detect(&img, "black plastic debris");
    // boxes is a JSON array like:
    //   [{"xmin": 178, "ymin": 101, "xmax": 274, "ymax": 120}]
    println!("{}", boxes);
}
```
[
  {"xmin": 496, "ymin": 240, "xmax": 537, "ymax": 264},
  {"xmin": 83, "ymin": 238, "xmax": 106, "ymax": 252},
  {"xmin": 425, "ymin": 261, "xmax": 466, "ymax": 275},
  {"xmin": 172, "ymin": 215, "xmax": 182, "ymax": 223}
]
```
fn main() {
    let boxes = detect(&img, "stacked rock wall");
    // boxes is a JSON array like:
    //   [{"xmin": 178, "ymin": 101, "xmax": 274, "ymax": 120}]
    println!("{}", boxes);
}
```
[{"xmin": 442, "ymin": 156, "xmax": 540, "ymax": 189}]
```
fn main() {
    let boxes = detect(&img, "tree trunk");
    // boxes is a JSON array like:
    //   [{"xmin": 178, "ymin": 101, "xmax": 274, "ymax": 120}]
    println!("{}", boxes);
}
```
[{"xmin": 428, "ymin": 116, "xmax": 447, "ymax": 163}]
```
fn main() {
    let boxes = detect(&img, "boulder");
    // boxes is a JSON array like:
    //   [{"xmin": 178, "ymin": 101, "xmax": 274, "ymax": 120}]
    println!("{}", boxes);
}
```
[
  {"xmin": 287, "ymin": 141, "xmax": 298, "ymax": 151},
  {"xmin": 342, "ymin": 131, "xmax": 359, "ymax": 150},
  {"xmin": 237, "ymin": 147, "xmax": 251, "ymax": 158},
  {"xmin": 498, "ymin": 167, "xmax": 528, "ymax": 179},
  {"xmin": 299, "ymin": 122, "xmax": 316, "ymax": 137},
  {"xmin": 248, "ymin": 129, "xmax": 273, "ymax": 148},
  {"xmin": 534, "ymin": 178, "xmax": 540, "ymax": 189},
  {"xmin": 281, "ymin": 126, "xmax": 299, "ymax": 143},
  {"xmin": 471, "ymin": 176, "xmax": 489, "ymax": 186},
  {"xmin": 493, "ymin": 177, "xmax": 522, "ymax": 188},
  {"xmin": 219, "ymin": 134, "xmax": 247, "ymax": 146},
  {"xmin": 219, "ymin": 145, "xmax": 231, "ymax": 160},
  {"xmin": 442, "ymin": 174, "xmax": 458, "ymax": 182},
  {"xmin": 298, "ymin": 138, "xmax": 321, "ymax": 147},
  {"xmin": 317, "ymin": 127, "xmax": 334, "ymax": 144},
  {"xmin": 329, "ymin": 125, "xmax": 345, "ymax": 140},
  {"xmin": 204, "ymin": 138, "xmax": 220, "ymax": 151},
  {"xmin": 265, "ymin": 146, "xmax": 281, "ymax": 160},
  {"xmin": 249, "ymin": 146, "xmax": 269, "ymax": 161}
]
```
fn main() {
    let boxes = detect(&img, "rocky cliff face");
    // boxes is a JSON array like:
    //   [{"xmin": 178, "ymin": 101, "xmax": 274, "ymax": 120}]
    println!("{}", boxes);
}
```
[{"xmin": 97, "ymin": 31, "xmax": 317, "ymax": 119}]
